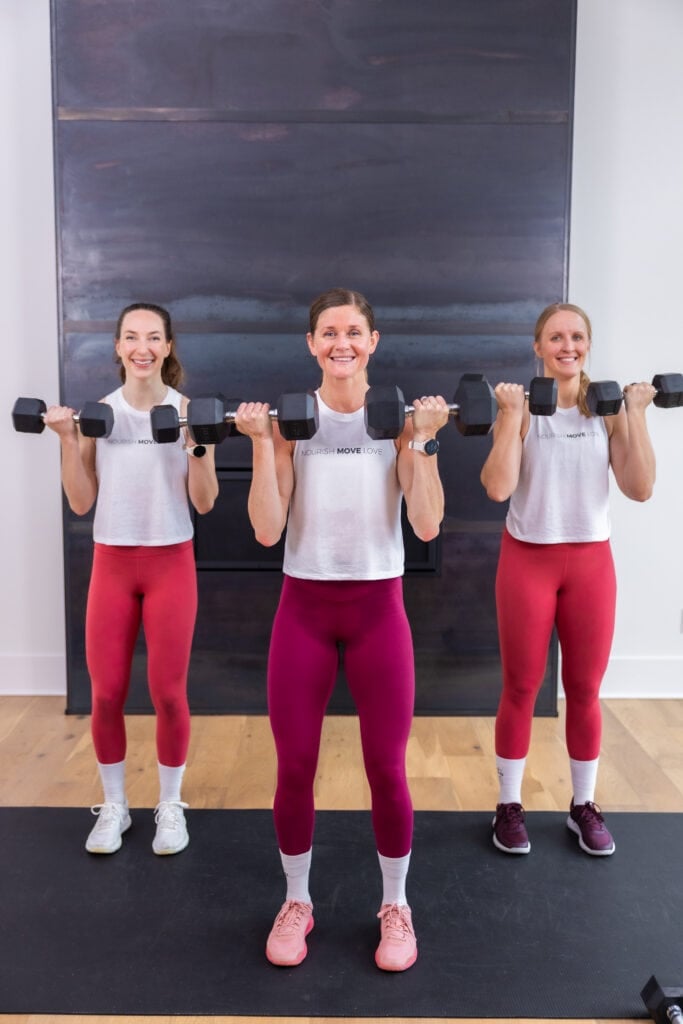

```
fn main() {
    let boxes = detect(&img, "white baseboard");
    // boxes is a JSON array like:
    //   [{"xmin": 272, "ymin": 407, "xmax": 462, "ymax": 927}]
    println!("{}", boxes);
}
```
[
  {"xmin": 559, "ymin": 656, "xmax": 683, "ymax": 700},
  {"xmin": 0, "ymin": 655, "xmax": 66, "ymax": 696}
]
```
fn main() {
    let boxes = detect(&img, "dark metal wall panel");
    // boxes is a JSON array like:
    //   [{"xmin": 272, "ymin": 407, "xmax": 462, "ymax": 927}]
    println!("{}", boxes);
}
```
[
  {"xmin": 54, "ymin": 0, "xmax": 574, "ymax": 118},
  {"xmin": 52, "ymin": 0, "xmax": 575, "ymax": 715}
]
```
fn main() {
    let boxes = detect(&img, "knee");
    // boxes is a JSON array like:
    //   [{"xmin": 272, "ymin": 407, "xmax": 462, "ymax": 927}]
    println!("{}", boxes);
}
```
[
  {"xmin": 277, "ymin": 752, "xmax": 318, "ymax": 795},
  {"xmin": 153, "ymin": 690, "xmax": 189, "ymax": 723},
  {"xmin": 92, "ymin": 692, "xmax": 126, "ymax": 720},
  {"xmin": 364, "ymin": 757, "xmax": 407, "ymax": 800}
]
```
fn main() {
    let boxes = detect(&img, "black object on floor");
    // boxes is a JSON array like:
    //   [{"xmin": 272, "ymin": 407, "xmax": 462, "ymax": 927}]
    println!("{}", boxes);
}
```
[{"xmin": 0, "ymin": 807, "xmax": 678, "ymax": 1017}]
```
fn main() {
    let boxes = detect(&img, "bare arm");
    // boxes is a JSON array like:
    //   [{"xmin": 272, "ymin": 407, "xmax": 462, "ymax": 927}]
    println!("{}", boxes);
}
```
[
  {"xmin": 480, "ymin": 383, "xmax": 528, "ymax": 502},
  {"xmin": 396, "ymin": 396, "xmax": 449, "ymax": 542},
  {"xmin": 180, "ymin": 396, "xmax": 219, "ymax": 514},
  {"xmin": 236, "ymin": 402, "xmax": 294, "ymax": 547},
  {"xmin": 606, "ymin": 381, "xmax": 656, "ymax": 501},
  {"xmin": 44, "ymin": 405, "xmax": 98, "ymax": 515}
]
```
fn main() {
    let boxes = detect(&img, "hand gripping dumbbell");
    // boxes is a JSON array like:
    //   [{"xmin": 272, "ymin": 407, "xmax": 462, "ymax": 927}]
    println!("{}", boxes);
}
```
[
  {"xmin": 151, "ymin": 392, "xmax": 319, "ymax": 445},
  {"xmin": 364, "ymin": 374, "xmax": 558, "ymax": 440},
  {"xmin": 12, "ymin": 397, "xmax": 114, "ymax": 438},
  {"xmin": 586, "ymin": 373, "xmax": 683, "ymax": 416}
]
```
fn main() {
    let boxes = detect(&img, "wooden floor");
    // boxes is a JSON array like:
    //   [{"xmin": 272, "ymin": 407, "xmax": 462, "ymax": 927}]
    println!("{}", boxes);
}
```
[{"xmin": 1, "ymin": 694, "xmax": 682, "ymax": 1024}]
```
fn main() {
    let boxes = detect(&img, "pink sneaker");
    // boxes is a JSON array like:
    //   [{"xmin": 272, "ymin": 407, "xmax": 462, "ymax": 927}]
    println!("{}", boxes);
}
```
[
  {"xmin": 265, "ymin": 900, "xmax": 314, "ymax": 966},
  {"xmin": 375, "ymin": 903, "xmax": 418, "ymax": 972}
]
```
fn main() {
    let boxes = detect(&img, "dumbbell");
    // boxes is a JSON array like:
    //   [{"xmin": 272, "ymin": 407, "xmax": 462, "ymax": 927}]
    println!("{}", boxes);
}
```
[
  {"xmin": 11, "ymin": 398, "xmax": 114, "ymax": 438},
  {"xmin": 364, "ymin": 374, "xmax": 558, "ymax": 440},
  {"xmin": 586, "ymin": 373, "xmax": 683, "ymax": 416},
  {"xmin": 151, "ymin": 392, "xmax": 319, "ymax": 444},
  {"xmin": 642, "ymin": 975, "xmax": 683, "ymax": 1024}
]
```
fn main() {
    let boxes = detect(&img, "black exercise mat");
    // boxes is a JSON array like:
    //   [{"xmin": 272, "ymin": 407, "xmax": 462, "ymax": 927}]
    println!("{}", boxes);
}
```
[{"xmin": 0, "ymin": 807, "xmax": 678, "ymax": 1018}]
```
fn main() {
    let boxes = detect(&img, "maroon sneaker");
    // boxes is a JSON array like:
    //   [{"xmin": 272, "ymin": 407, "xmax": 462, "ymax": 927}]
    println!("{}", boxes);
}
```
[
  {"xmin": 567, "ymin": 800, "xmax": 615, "ymax": 856},
  {"xmin": 492, "ymin": 802, "xmax": 531, "ymax": 854}
]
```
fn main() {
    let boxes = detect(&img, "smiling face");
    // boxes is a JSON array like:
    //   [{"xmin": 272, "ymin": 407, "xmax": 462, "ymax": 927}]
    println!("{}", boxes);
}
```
[
  {"xmin": 115, "ymin": 308, "xmax": 171, "ymax": 384},
  {"xmin": 306, "ymin": 303, "xmax": 379, "ymax": 383},
  {"xmin": 533, "ymin": 308, "xmax": 591, "ymax": 381}
]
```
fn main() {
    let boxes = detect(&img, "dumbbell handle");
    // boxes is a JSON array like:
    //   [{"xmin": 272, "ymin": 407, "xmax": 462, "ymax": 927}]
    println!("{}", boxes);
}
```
[
  {"xmin": 403, "ymin": 402, "xmax": 461, "ymax": 418},
  {"xmin": 175, "ymin": 407, "xmax": 282, "ymax": 429},
  {"xmin": 403, "ymin": 390, "xmax": 533, "ymax": 417}
]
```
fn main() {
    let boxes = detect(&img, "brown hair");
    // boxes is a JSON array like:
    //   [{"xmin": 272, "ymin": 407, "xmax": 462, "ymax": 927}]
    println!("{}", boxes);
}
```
[
  {"xmin": 534, "ymin": 302, "xmax": 593, "ymax": 417},
  {"xmin": 308, "ymin": 287, "xmax": 376, "ymax": 334},
  {"xmin": 114, "ymin": 302, "xmax": 184, "ymax": 389}
]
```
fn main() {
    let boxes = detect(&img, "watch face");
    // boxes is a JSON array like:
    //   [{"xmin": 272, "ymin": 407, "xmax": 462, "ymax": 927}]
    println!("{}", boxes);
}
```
[{"xmin": 424, "ymin": 438, "xmax": 439, "ymax": 455}]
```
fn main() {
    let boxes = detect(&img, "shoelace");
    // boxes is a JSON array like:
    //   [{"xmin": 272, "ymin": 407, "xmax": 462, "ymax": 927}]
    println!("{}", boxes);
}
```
[
  {"xmin": 575, "ymin": 801, "xmax": 606, "ymax": 827},
  {"xmin": 154, "ymin": 800, "xmax": 189, "ymax": 829},
  {"xmin": 274, "ymin": 900, "xmax": 310, "ymax": 934},
  {"xmin": 90, "ymin": 803, "xmax": 125, "ymax": 829},
  {"xmin": 378, "ymin": 904, "xmax": 412, "ymax": 939},
  {"xmin": 500, "ymin": 803, "xmax": 525, "ymax": 826}
]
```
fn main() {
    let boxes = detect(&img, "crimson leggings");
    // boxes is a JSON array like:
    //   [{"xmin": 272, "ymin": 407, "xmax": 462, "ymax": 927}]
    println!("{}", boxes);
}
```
[
  {"xmin": 495, "ymin": 529, "xmax": 616, "ymax": 761},
  {"xmin": 268, "ymin": 576, "xmax": 415, "ymax": 858},
  {"xmin": 85, "ymin": 541, "xmax": 197, "ymax": 766}
]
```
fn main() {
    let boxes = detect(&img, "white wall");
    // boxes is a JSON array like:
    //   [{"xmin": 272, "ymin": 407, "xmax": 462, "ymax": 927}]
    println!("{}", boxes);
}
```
[
  {"xmin": 568, "ymin": 0, "xmax": 683, "ymax": 696},
  {"xmin": 0, "ymin": 0, "xmax": 680, "ymax": 698},
  {"xmin": 0, "ymin": 0, "xmax": 64, "ymax": 694}
]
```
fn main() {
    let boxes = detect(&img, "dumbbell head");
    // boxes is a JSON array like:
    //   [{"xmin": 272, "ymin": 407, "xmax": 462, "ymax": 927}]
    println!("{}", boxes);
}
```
[
  {"xmin": 276, "ymin": 391, "xmax": 319, "ymax": 441},
  {"xmin": 77, "ymin": 401, "xmax": 114, "ymax": 438},
  {"xmin": 586, "ymin": 380, "xmax": 623, "ymax": 416},
  {"xmin": 452, "ymin": 374, "xmax": 497, "ymax": 436},
  {"xmin": 364, "ymin": 385, "xmax": 405, "ymax": 440},
  {"xmin": 12, "ymin": 398, "xmax": 47, "ymax": 434},
  {"xmin": 528, "ymin": 377, "xmax": 557, "ymax": 416},
  {"xmin": 187, "ymin": 394, "xmax": 231, "ymax": 445},
  {"xmin": 652, "ymin": 372, "xmax": 683, "ymax": 409},
  {"xmin": 641, "ymin": 975, "xmax": 683, "ymax": 1024},
  {"xmin": 151, "ymin": 404, "xmax": 181, "ymax": 443}
]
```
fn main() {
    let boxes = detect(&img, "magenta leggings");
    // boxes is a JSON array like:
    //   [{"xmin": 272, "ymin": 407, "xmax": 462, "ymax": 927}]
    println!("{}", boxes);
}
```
[
  {"xmin": 85, "ymin": 541, "xmax": 197, "ymax": 766},
  {"xmin": 495, "ymin": 529, "xmax": 616, "ymax": 761},
  {"xmin": 268, "ymin": 576, "xmax": 415, "ymax": 858}
]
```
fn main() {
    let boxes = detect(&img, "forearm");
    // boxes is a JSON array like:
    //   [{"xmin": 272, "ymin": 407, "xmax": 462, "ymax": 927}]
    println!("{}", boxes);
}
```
[
  {"xmin": 187, "ymin": 448, "xmax": 219, "ymax": 514},
  {"xmin": 247, "ymin": 438, "xmax": 289, "ymax": 546},
  {"xmin": 480, "ymin": 414, "xmax": 523, "ymax": 502},
  {"xmin": 60, "ymin": 437, "xmax": 97, "ymax": 515},
  {"xmin": 402, "ymin": 457, "xmax": 445, "ymax": 542},
  {"xmin": 618, "ymin": 410, "xmax": 656, "ymax": 500}
]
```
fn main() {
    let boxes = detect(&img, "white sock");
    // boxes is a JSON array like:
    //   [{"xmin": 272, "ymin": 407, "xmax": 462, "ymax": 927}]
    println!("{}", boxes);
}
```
[
  {"xmin": 281, "ymin": 849, "xmax": 312, "ymax": 904},
  {"xmin": 157, "ymin": 762, "xmax": 186, "ymax": 804},
  {"xmin": 569, "ymin": 757, "xmax": 599, "ymax": 805},
  {"xmin": 97, "ymin": 760, "xmax": 127, "ymax": 805},
  {"xmin": 496, "ymin": 755, "xmax": 526, "ymax": 805},
  {"xmin": 378, "ymin": 851, "xmax": 410, "ymax": 906}
]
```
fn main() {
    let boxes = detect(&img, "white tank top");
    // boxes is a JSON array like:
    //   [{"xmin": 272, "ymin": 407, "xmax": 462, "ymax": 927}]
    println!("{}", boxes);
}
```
[
  {"xmin": 506, "ymin": 404, "xmax": 611, "ymax": 543},
  {"xmin": 93, "ymin": 387, "xmax": 193, "ymax": 545},
  {"xmin": 283, "ymin": 391, "xmax": 405, "ymax": 580}
]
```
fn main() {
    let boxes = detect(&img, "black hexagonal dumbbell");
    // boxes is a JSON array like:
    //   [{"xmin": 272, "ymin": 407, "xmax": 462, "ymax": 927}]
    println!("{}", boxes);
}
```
[
  {"xmin": 642, "ymin": 974, "xmax": 683, "ymax": 1024},
  {"xmin": 652, "ymin": 372, "xmax": 683, "ymax": 408},
  {"xmin": 11, "ymin": 397, "xmax": 114, "ymax": 438},
  {"xmin": 364, "ymin": 374, "xmax": 558, "ymax": 441},
  {"xmin": 586, "ymin": 373, "xmax": 683, "ymax": 416},
  {"xmin": 150, "ymin": 391, "xmax": 319, "ymax": 445}
]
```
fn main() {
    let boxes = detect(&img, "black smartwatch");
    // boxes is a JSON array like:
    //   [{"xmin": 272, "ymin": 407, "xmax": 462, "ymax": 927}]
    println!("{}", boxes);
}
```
[
  {"xmin": 185, "ymin": 444, "xmax": 207, "ymax": 458},
  {"xmin": 409, "ymin": 438, "xmax": 439, "ymax": 456}
]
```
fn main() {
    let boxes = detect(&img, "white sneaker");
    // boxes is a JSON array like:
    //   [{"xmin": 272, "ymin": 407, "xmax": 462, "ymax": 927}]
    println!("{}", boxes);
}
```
[
  {"xmin": 152, "ymin": 800, "xmax": 189, "ymax": 855},
  {"xmin": 85, "ymin": 802, "xmax": 131, "ymax": 854}
]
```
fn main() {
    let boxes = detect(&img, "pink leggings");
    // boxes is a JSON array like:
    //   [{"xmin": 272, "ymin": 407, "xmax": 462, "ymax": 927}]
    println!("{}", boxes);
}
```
[
  {"xmin": 85, "ymin": 541, "xmax": 197, "ymax": 766},
  {"xmin": 495, "ymin": 529, "xmax": 616, "ymax": 760},
  {"xmin": 268, "ymin": 576, "xmax": 415, "ymax": 858}
]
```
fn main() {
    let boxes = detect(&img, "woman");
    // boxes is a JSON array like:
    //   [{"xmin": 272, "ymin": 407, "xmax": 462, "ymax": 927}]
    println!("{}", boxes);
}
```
[
  {"xmin": 236, "ymin": 287, "xmax": 448, "ymax": 971},
  {"xmin": 46, "ymin": 302, "xmax": 218, "ymax": 856},
  {"xmin": 481, "ymin": 302, "xmax": 656, "ymax": 856}
]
